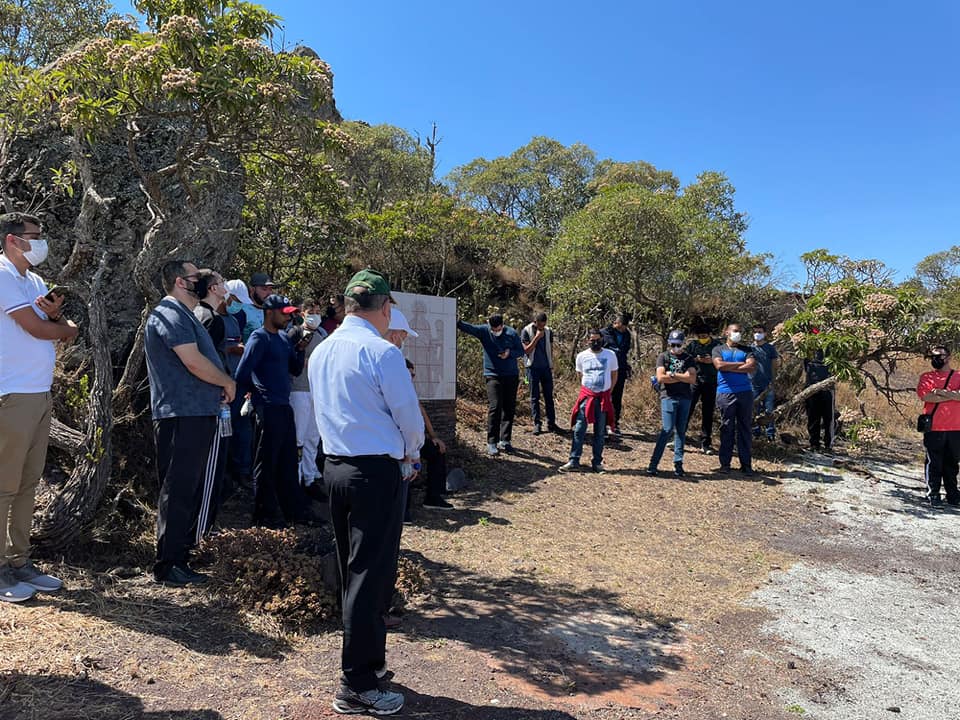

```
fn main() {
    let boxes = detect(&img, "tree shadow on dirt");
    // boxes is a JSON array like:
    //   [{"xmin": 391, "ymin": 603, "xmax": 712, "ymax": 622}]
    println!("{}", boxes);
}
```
[
  {"xmin": 392, "ymin": 687, "xmax": 582, "ymax": 719},
  {"xmin": 774, "ymin": 469, "xmax": 844, "ymax": 484},
  {"xmin": 43, "ymin": 585, "xmax": 290, "ymax": 659},
  {"xmin": 399, "ymin": 551, "xmax": 685, "ymax": 700},
  {"xmin": 0, "ymin": 673, "xmax": 223, "ymax": 720}
]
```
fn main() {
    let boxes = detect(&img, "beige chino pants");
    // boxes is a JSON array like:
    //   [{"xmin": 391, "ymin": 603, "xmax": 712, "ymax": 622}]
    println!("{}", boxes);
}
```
[{"xmin": 0, "ymin": 391, "xmax": 51, "ymax": 568}]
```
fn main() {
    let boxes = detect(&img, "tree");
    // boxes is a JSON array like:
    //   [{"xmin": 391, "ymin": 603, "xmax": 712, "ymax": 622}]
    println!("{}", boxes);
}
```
[
  {"xmin": 543, "ymin": 172, "xmax": 770, "ymax": 343},
  {"xmin": 588, "ymin": 159, "xmax": 679, "ymax": 194},
  {"xmin": 913, "ymin": 245, "xmax": 960, "ymax": 320},
  {"xmin": 447, "ymin": 136, "xmax": 596, "ymax": 237},
  {"xmin": 0, "ymin": 0, "xmax": 113, "ymax": 67},
  {"xmin": 800, "ymin": 248, "xmax": 896, "ymax": 296},
  {"xmin": 0, "ymin": 0, "xmax": 344, "ymax": 550},
  {"xmin": 338, "ymin": 121, "xmax": 433, "ymax": 213}
]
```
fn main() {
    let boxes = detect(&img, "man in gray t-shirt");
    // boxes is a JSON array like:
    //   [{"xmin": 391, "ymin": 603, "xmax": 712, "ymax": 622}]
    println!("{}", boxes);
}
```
[{"xmin": 144, "ymin": 260, "xmax": 235, "ymax": 587}]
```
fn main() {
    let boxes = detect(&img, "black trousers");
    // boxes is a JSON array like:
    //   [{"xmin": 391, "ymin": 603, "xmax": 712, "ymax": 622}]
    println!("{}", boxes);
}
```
[
  {"xmin": 923, "ymin": 430, "xmax": 960, "ymax": 501},
  {"xmin": 486, "ymin": 375, "xmax": 519, "ymax": 444},
  {"xmin": 253, "ymin": 404, "xmax": 306, "ymax": 525},
  {"xmin": 690, "ymin": 379, "xmax": 718, "ymax": 445},
  {"xmin": 717, "ymin": 391, "xmax": 753, "ymax": 470},
  {"xmin": 611, "ymin": 370, "xmax": 627, "ymax": 428},
  {"xmin": 527, "ymin": 367, "xmax": 556, "ymax": 426},
  {"xmin": 190, "ymin": 428, "xmax": 229, "ymax": 545},
  {"xmin": 325, "ymin": 455, "xmax": 404, "ymax": 693},
  {"xmin": 805, "ymin": 390, "xmax": 835, "ymax": 448},
  {"xmin": 419, "ymin": 438, "xmax": 447, "ymax": 503},
  {"xmin": 154, "ymin": 416, "xmax": 217, "ymax": 578}
]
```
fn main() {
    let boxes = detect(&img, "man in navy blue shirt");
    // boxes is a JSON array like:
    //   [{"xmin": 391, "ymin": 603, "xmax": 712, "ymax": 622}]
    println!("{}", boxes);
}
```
[
  {"xmin": 712, "ymin": 322, "xmax": 757, "ymax": 475},
  {"xmin": 457, "ymin": 314, "xmax": 524, "ymax": 455},
  {"xmin": 601, "ymin": 314, "xmax": 632, "ymax": 437},
  {"xmin": 235, "ymin": 294, "xmax": 308, "ymax": 527},
  {"xmin": 750, "ymin": 323, "xmax": 780, "ymax": 440}
]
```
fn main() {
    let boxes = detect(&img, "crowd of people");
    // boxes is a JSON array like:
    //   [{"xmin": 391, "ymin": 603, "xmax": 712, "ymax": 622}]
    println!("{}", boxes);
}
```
[{"xmin": 3, "ymin": 210, "xmax": 958, "ymax": 713}]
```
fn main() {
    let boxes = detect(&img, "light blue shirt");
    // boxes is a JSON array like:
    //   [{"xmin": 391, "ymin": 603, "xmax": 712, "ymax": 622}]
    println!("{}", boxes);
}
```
[
  {"xmin": 240, "ymin": 302, "xmax": 263, "ymax": 342},
  {"xmin": 308, "ymin": 315, "xmax": 424, "ymax": 460}
]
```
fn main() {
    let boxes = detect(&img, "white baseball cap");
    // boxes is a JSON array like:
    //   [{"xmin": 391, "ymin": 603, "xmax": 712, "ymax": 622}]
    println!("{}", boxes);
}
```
[
  {"xmin": 224, "ymin": 279, "xmax": 253, "ymax": 305},
  {"xmin": 388, "ymin": 308, "xmax": 419, "ymax": 337}
]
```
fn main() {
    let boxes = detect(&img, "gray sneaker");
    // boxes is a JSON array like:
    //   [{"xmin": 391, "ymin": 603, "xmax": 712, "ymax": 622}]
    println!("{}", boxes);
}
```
[
  {"xmin": 332, "ymin": 685, "xmax": 404, "ymax": 715},
  {"xmin": 0, "ymin": 567, "xmax": 36, "ymax": 603},
  {"xmin": 10, "ymin": 561, "xmax": 63, "ymax": 592}
]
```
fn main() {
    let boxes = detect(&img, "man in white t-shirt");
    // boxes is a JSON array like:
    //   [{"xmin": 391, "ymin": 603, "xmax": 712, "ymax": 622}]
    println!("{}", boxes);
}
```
[
  {"xmin": 0, "ymin": 212, "xmax": 79, "ymax": 603},
  {"xmin": 559, "ymin": 328, "xmax": 618, "ymax": 473}
]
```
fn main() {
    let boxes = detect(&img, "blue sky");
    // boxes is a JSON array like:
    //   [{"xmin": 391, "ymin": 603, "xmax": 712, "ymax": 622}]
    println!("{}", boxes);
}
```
[{"xmin": 116, "ymin": 1, "xmax": 959, "ymax": 285}]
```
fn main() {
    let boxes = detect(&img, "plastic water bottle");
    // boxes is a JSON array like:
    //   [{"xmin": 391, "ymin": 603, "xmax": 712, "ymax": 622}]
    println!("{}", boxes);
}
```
[{"xmin": 219, "ymin": 403, "xmax": 233, "ymax": 437}]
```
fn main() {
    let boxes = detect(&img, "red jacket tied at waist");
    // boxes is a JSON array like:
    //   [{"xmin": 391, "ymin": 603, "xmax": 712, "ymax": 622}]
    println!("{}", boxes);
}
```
[{"xmin": 570, "ymin": 386, "xmax": 615, "ymax": 429}]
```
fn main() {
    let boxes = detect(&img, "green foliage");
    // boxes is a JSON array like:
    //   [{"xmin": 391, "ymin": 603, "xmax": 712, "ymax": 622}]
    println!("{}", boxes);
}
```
[
  {"xmin": 913, "ymin": 245, "xmax": 960, "ymax": 320},
  {"xmin": 800, "ymin": 248, "xmax": 895, "ymax": 295},
  {"xmin": 544, "ymin": 173, "xmax": 769, "ymax": 340},
  {"xmin": 339, "ymin": 122, "xmax": 433, "ymax": 212},
  {"xmin": 349, "ymin": 192, "xmax": 526, "ymax": 297},
  {"xmin": 447, "ymin": 136, "xmax": 596, "ymax": 237},
  {"xmin": 65, "ymin": 373, "xmax": 90, "ymax": 414},
  {"xmin": 0, "ymin": 0, "xmax": 113, "ymax": 67},
  {"xmin": 777, "ymin": 280, "xmax": 960, "ymax": 394},
  {"xmin": 588, "ymin": 159, "xmax": 679, "ymax": 194}
]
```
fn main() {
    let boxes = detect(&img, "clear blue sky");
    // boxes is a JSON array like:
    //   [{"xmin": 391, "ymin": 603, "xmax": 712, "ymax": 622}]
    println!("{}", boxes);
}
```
[{"xmin": 116, "ymin": 1, "xmax": 959, "ymax": 284}]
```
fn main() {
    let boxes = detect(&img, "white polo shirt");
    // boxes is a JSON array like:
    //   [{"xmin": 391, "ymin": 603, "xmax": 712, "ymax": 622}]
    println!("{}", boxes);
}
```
[{"xmin": 0, "ymin": 254, "xmax": 56, "ymax": 394}]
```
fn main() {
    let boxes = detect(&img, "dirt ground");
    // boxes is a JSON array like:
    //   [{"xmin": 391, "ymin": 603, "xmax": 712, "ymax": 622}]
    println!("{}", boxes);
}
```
[{"xmin": 1, "ymin": 399, "xmax": 952, "ymax": 719}]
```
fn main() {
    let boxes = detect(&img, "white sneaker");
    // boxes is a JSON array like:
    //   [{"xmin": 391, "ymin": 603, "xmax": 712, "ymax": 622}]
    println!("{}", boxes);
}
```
[
  {"xmin": 558, "ymin": 461, "xmax": 580, "ymax": 472},
  {"xmin": 332, "ymin": 685, "xmax": 404, "ymax": 715},
  {"xmin": 10, "ymin": 561, "xmax": 63, "ymax": 592},
  {"xmin": 486, "ymin": 443, "xmax": 499, "ymax": 456},
  {"xmin": 0, "ymin": 567, "xmax": 36, "ymax": 603}
]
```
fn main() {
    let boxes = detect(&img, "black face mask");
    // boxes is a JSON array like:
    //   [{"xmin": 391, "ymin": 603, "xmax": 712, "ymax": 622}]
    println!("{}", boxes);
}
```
[
  {"xmin": 192, "ymin": 276, "xmax": 209, "ymax": 299},
  {"xmin": 932, "ymin": 356, "xmax": 947, "ymax": 370},
  {"xmin": 590, "ymin": 339, "xmax": 603, "ymax": 352}
]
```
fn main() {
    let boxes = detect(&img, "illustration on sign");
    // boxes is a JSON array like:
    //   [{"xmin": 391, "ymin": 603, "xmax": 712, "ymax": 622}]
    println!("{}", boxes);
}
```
[{"xmin": 392, "ymin": 291, "xmax": 457, "ymax": 401}]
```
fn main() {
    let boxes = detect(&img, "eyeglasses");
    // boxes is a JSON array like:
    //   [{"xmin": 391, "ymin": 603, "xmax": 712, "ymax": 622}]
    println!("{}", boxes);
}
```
[{"xmin": 669, "ymin": 343, "xmax": 683, "ymax": 348}]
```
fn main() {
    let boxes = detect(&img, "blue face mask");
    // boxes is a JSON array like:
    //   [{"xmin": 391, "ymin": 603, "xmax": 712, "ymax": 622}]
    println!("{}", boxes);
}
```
[{"xmin": 227, "ymin": 301, "xmax": 243, "ymax": 315}]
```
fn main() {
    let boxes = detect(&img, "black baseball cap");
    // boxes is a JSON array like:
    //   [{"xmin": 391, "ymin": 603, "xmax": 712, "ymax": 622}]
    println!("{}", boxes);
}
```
[
  {"xmin": 250, "ymin": 272, "xmax": 275, "ymax": 287},
  {"xmin": 668, "ymin": 329, "xmax": 685, "ymax": 345},
  {"xmin": 262, "ymin": 294, "xmax": 297, "ymax": 313}
]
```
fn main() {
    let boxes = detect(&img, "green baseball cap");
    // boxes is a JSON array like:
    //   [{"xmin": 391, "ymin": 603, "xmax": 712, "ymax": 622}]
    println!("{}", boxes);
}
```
[{"xmin": 344, "ymin": 268, "xmax": 396, "ymax": 303}]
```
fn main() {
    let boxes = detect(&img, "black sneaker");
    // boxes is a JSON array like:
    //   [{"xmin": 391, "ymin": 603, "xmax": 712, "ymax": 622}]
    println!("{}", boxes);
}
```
[
  {"xmin": 157, "ymin": 564, "xmax": 208, "ymax": 587},
  {"xmin": 591, "ymin": 463, "xmax": 605, "ymax": 474},
  {"xmin": 702, "ymin": 445, "xmax": 714, "ymax": 456},
  {"xmin": 547, "ymin": 422, "xmax": 562, "ymax": 433},
  {"xmin": 929, "ymin": 496, "xmax": 944, "ymax": 508},
  {"xmin": 332, "ymin": 685, "xmax": 404, "ymax": 715},
  {"xmin": 532, "ymin": 424, "xmax": 542, "ymax": 435},
  {"xmin": 741, "ymin": 467, "xmax": 756, "ymax": 478},
  {"xmin": 714, "ymin": 465, "xmax": 731, "ymax": 474},
  {"xmin": 673, "ymin": 462, "xmax": 684, "ymax": 477},
  {"xmin": 946, "ymin": 496, "xmax": 960, "ymax": 507},
  {"xmin": 645, "ymin": 467, "xmax": 659, "ymax": 477},
  {"xmin": 423, "ymin": 498, "xmax": 453, "ymax": 510}
]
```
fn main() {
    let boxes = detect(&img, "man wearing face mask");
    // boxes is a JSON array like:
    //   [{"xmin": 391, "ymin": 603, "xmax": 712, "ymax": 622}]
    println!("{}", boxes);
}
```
[
  {"xmin": 601, "ymin": 314, "xmax": 632, "ymax": 438},
  {"xmin": 712, "ymin": 322, "xmax": 757, "ymax": 476},
  {"xmin": 750, "ymin": 323, "xmax": 780, "ymax": 441},
  {"xmin": 559, "ymin": 329, "xmax": 618, "ymax": 473},
  {"xmin": 145, "ymin": 260, "xmax": 236, "ymax": 586},
  {"xmin": 917, "ymin": 346, "xmax": 960, "ymax": 508},
  {"xmin": 0, "ymin": 212, "xmax": 79, "ymax": 603},
  {"xmin": 646, "ymin": 330, "xmax": 697, "ymax": 477},
  {"xmin": 803, "ymin": 349, "xmax": 835, "ymax": 452},
  {"xmin": 457, "ymin": 314, "xmax": 524, "ymax": 455},
  {"xmin": 290, "ymin": 299, "xmax": 328, "ymax": 493},
  {"xmin": 685, "ymin": 323, "xmax": 721, "ymax": 454},
  {"xmin": 235, "ymin": 294, "xmax": 308, "ymax": 527},
  {"xmin": 191, "ymin": 270, "xmax": 233, "ymax": 539}
]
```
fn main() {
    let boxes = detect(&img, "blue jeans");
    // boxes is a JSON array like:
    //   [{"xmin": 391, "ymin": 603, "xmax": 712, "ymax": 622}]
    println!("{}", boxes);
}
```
[
  {"xmin": 753, "ymin": 383, "xmax": 775, "ymax": 437},
  {"xmin": 527, "ymin": 366, "xmax": 556, "ymax": 426},
  {"xmin": 569, "ymin": 403, "xmax": 607, "ymax": 468},
  {"xmin": 649, "ymin": 396, "xmax": 691, "ymax": 468}
]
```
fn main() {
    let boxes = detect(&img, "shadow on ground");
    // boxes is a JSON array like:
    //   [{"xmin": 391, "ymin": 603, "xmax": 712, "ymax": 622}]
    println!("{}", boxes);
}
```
[
  {"xmin": 0, "ymin": 673, "xmax": 222, "ymax": 720},
  {"xmin": 43, "ymin": 583, "xmax": 290, "ymax": 659},
  {"xmin": 399, "ymin": 551, "xmax": 685, "ymax": 700}
]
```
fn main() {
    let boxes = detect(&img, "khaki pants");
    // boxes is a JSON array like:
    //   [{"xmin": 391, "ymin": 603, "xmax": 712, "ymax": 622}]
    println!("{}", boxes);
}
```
[{"xmin": 0, "ymin": 392, "xmax": 51, "ymax": 568}]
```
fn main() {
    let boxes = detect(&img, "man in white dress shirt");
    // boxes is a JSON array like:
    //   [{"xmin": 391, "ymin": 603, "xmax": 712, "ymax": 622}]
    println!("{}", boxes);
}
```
[{"xmin": 309, "ymin": 269, "xmax": 423, "ymax": 716}]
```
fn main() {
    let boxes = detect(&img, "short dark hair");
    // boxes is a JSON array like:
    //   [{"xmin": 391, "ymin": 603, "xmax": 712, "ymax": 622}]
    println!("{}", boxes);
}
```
[
  {"xmin": 615, "ymin": 313, "xmax": 630, "ymax": 325},
  {"xmin": 753, "ymin": 323, "xmax": 766, "ymax": 331},
  {"xmin": 344, "ymin": 287, "xmax": 389, "ymax": 313},
  {"xmin": 932, "ymin": 345, "xmax": 951, "ymax": 355},
  {"xmin": 588, "ymin": 327, "xmax": 602, "ymax": 338},
  {"xmin": 160, "ymin": 259, "xmax": 194, "ymax": 293},
  {"xmin": 0, "ymin": 212, "xmax": 41, "ymax": 251},
  {"xmin": 534, "ymin": 312, "xmax": 547, "ymax": 323},
  {"xmin": 488, "ymin": 314, "xmax": 504, "ymax": 328}
]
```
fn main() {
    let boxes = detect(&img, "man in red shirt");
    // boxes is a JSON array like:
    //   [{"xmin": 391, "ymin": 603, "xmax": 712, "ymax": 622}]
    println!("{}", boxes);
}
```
[{"xmin": 916, "ymin": 345, "xmax": 960, "ymax": 508}]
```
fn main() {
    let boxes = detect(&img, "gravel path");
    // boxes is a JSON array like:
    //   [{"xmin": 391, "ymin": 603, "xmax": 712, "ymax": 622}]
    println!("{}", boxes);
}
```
[{"xmin": 750, "ymin": 451, "xmax": 960, "ymax": 720}]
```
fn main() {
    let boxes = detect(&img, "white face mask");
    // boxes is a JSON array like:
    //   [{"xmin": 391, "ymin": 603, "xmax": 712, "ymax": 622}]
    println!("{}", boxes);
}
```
[
  {"xmin": 491, "ymin": 328, "xmax": 503, "ymax": 337},
  {"xmin": 305, "ymin": 314, "xmax": 322, "ymax": 330},
  {"xmin": 753, "ymin": 332, "xmax": 765, "ymax": 341},
  {"xmin": 729, "ymin": 331, "xmax": 742, "ymax": 343},
  {"xmin": 19, "ymin": 236, "xmax": 48, "ymax": 266}
]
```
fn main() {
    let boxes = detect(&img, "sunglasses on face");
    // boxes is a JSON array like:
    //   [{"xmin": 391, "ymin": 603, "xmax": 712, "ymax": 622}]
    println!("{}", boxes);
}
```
[{"xmin": 669, "ymin": 343, "xmax": 683, "ymax": 348}]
